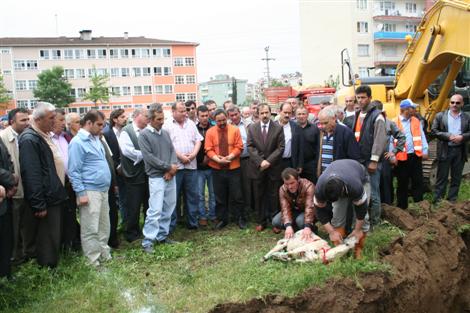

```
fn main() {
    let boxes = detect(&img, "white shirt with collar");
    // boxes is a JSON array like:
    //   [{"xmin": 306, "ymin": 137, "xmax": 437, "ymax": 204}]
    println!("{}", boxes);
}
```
[
  {"xmin": 279, "ymin": 121, "xmax": 292, "ymax": 158},
  {"xmin": 118, "ymin": 123, "xmax": 144, "ymax": 165}
]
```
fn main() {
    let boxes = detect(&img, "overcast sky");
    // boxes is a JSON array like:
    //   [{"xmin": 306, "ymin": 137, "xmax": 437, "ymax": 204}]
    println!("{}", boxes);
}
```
[{"xmin": 1, "ymin": 0, "xmax": 301, "ymax": 84}]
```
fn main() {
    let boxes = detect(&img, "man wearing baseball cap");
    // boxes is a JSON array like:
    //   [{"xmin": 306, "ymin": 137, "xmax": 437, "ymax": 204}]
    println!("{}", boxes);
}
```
[{"xmin": 392, "ymin": 99, "xmax": 429, "ymax": 209}]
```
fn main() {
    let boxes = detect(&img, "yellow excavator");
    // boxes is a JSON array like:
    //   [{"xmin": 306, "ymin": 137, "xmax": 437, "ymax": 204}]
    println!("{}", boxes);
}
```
[{"xmin": 337, "ymin": 0, "xmax": 470, "ymax": 186}]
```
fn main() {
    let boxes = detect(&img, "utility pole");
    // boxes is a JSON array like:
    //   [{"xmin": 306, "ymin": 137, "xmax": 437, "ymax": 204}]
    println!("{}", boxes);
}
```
[{"xmin": 261, "ymin": 46, "xmax": 275, "ymax": 87}]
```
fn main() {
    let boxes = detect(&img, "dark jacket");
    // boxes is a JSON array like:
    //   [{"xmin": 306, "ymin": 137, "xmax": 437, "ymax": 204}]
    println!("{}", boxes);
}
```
[
  {"xmin": 0, "ymin": 140, "xmax": 15, "ymax": 216},
  {"xmin": 353, "ymin": 105, "xmax": 384, "ymax": 165},
  {"xmin": 19, "ymin": 127, "xmax": 67, "ymax": 213},
  {"xmin": 343, "ymin": 115, "xmax": 355, "ymax": 129},
  {"xmin": 317, "ymin": 124, "xmax": 360, "ymax": 176},
  {"xmin": 277, "ymin": 120, "xmax": 303, "ymax": 169},
  {"xmin": 196, "ymin": 123, "xmax": 212, "ymax": 170},
  {"xmin": 431, "ymin": 110, "xmax": 470, "ymax": 161},
  {"xmin": 247, "ymin": 120, "xmax": 285, "ymax": 180},
  {"xmin": 103, "ymin": 127, "xmax": 121, "ymax": 170}
]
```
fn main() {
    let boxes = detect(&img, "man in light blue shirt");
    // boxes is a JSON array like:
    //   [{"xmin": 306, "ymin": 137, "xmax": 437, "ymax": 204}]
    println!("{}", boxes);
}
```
[{"xmin": 68, "ymin": 110, "xmax": 111, "ymax": 266}]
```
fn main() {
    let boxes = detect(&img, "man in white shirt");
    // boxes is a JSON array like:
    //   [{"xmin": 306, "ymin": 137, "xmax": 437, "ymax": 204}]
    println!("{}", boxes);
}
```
[{"xmin": 118, "ymin": 109, "xmax": 149, "ymax": 242}]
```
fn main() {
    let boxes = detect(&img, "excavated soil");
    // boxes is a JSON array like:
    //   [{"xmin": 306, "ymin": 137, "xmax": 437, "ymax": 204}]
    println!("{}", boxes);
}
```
[{"xmin": 211, "ymin": 201, "xmax": 470, "ymax": 313}]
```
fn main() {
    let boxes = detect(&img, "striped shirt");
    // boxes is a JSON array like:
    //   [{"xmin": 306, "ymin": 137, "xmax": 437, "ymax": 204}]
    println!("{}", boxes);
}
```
[{"xmin": 321, "ymin": 133, "xmax": 334, "ymax": 172}]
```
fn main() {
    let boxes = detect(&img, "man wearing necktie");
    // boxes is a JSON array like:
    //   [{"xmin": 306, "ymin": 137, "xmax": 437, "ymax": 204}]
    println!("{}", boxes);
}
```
[{"xmin": 247, "ymin": 104, "xmax": 285, "ymax": 231}]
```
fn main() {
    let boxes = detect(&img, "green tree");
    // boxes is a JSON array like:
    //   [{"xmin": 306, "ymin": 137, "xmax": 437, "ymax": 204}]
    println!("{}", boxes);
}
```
[
  {"xmin": 83, "ymin": 66, "xmax": 111, "ymax": 105},
  {"xmin": 34, "ymin": 66, "xmax": 75, "ymax": 107},
  {"xmin": 0, "ymin": 74, "xmax": 12, "ymax": 105},
  {"xmin": 231, "ymin": 77, "xmax": 238, "ymax": 105},
  {"xmin": 270, "ymin": 79, "xmax": 287, "ymax": 87}
]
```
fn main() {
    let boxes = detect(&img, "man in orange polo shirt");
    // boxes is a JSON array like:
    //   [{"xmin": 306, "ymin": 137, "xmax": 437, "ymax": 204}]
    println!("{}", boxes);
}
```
[{"xmin": 205, "ymin": 109, "xmax": 244, "ymax": 229}]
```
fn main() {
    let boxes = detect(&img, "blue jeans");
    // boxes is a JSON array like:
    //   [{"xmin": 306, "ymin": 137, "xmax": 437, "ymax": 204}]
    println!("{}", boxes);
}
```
[
  {"xmin": 368, "ymin": 164, "xmax": 382, "ymax": 226},
  {"xmin": 142, "ymin": 177, "xmax": 176, "ymax": 248},
  {"xmin": 170, "ymin": 169, "xmax": 199, "ymax": 231},
  {"xmin": 197, "ymin": 169, "xmax": 216, "ymax": 221}
]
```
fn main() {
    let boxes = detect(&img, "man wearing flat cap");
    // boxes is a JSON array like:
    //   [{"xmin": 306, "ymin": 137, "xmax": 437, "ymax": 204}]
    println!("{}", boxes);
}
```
[{"xmin": 392, "ymin": 99, "xmax": 428, "ymax": 209}]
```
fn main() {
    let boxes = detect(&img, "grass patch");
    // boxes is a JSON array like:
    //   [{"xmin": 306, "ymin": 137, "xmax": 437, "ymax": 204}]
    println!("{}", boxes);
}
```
[{"xmin": 0, "ymin": 223, "xmax": 400, "ymax": 313}]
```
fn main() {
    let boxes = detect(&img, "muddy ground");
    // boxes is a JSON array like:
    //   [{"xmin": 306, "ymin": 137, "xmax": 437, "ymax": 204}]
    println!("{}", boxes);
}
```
[{"xmin": 211, "ymin": 201, "xmax": 470, "ymax": 313}]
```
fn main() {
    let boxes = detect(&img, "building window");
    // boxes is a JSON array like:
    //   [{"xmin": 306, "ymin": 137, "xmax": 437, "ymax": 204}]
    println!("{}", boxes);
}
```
[
  {"xmin": 358, "ymin": 44, "xmax": 369, "ymax": 57},
  {"xmin": 133, "ymin": 67, "xmax": 142, "ymax": 77},
  {"xmin": 174, "ymin": 58, "xmax": 184, "ymax": 67},
  {"xmin": 110, "ymin": 68, "xmax": 120, "ymax": 77},
  {"xmin": 27, "ymin": 60, "xmax": 38, "ymax": 70},
  {"xmin": 110, "ymin": 49, "xmax": 119, "ymax": 59},
  {"xmin": 88, "ymin": 68, "xmax": 97, "ymax": 77},
  {"xmin": 122, "ymin": 86, "xmax": 131, "ymax": 96},
  {"xmin": 97, "ymin": 68, "xmax": 107, "ymax": 76},
  {"xmin": 75, "ymin": 69, "xmax": 85, "ymax": 78},
  {"xmin": 15, "ymin": 80, "xmax": 27, "ymax": 91},
  {"xmin": 14, "ymin": 60, "xmax": 26, "ymax": 70},
  {"xmin": 29, "ymin": 100, "xmax": 38, "ymax": 109},
  {"xmin": 121, "ymin": 68, "xmax": 130, "ymax": 77},
  {"xmin": 153, "ymin": 48, "xmax": 161, "ymax": 57},
  {"xmin": 154, "ymin": 67, "xmax": 162, "ymax": 76},
  {"xmin": 52, "ymin": 50, "xmax": 61, "ymax": 60},
  {"xmin": 379, "ymin": 1, "xmax": 395, "ymax": 12},
  {"xmin": 69, "ymin": 89, "xmax": 76, "ymax": 97},
  {"xmin": 17, "ymin": 100, "xmax": 29, "ymax": 108},
  {"xmin": 358, "ymin": 67, "xmax": 369, "ymax": 77},
  {"xmin": 163, "ymin": 67, "xmax": 172, "ymax": 76},
  {"xmin": 97, "ymin": 49, "xmax": 107, "ymax": 59},
  {"xmin": 77, "ymin": 88, "xmax": 87, "ymax": 97},
  {"xmin": 134, "ymin": 86, "xmax": 143, "ymax": 95},
  {"xmin": 64, "ymin": 49, "xmax": 74, "ymax": 59},
  {"xmin": 134, "ymin": 104, "xmax": 143, "ymax": 109},
  {"xmin": 155, "ymin": 85, "xmax": 163, "ymax": 94},
  {"xmin": 112, "ymin": 105, "xmax": 122, "ymax": 109},
  {"xmin": 383, "ymin": 23, "xmax": 396, "ymax": 32},
  {"xmin": 187, "ymin": 93, "xmax": 196, "ymax": 101},
  {"xmin": 120, "ymin": 49, "xmax": 129, "ymax": 58},
  {"xmin": 28, "ymin": 80, "xmax": 38, "ymax": 90},
  {"xmin": 68, "ymin": 107, "xmax": 78, "ymax": 113},
  {"xmin": 357, "ymin": 0, "xmax": 367, "ymax": 9},
  {"xmin": 79, "ymin": 107, "xmax": 89, "ymax": 114},
  {"xmin": 131, "ymin": 49, "xmax": 140, "ymax": 58},
  {"xmin": 39, "ymin": 50, "xmax": 50, "ymax": 60},
  {"xmin": 64, "ymin": 69, "xmax": 75, "ymax": 79},
  {"xmin": 111, "ymin": 87, "xmax": 121, "ymax": 96},
  {"xmin": 123, "ymin": 104, "xmax": 132, "ymax": 109},
  {"xmin": 3, "ymin": 70, "xmax": 11, "ymax": 75},
  {"xmin": 164, "ymin": 85, "xmax": 173, "ymax": 94},
  {"xmin": 405, "ymin": 24, "xmax": 417, "ymax": 32},
  {"xmin": 163, "ymin": 48, "xmax": 171, "ymax": 57},
  {"xmin": 405, "ymin": 3, "xmax": 417, "ymax": 13},
  {"xmin": 1, "ymin": 49, "xmax": 10, "ymax": 54},
  {"xmin": 87, "ymin": 49, "xmax": 96, "ymax": 59},
  {"xmin": 184, "ymin": 57, "xmax": 195, "ymax": 66},
  {"xmin": 176, "ymin": 93, "xmax": 185, "ymax": 102},
  {"xmin": 142, "ymin": 67, "xmax": 151, "ymax": 76},
  {"xmin": 175, "ymin": 75, "xmax": 185, "ymax": 84},
  {"xmin": 186, "ymin": 75, "xmax": 196, "ymax": 84},
  {"xmin": 141, "ymin": 49, "xmax": 150, "ymax": 58},
  {"xmin": 74, "ymin": 49, "xmax": 85, "ymax": 59},
  {"xmin": 357, "ymin": 22, "xmax": 368, "ymax": 33},
  {"xmin": 143, "ymin": 85, "xmax": 152, "ymax": 95}
]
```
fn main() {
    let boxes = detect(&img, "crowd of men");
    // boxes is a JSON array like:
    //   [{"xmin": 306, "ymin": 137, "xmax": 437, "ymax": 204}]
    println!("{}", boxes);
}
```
[{"xmin": 0, "ymin": 85, "xmax": 468, "ymax": 277}]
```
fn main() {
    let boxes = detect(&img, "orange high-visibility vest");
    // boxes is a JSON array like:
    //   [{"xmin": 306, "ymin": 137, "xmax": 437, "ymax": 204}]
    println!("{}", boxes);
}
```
[
  {"xmin": 393, "ymin": 116, "xmax": 423, "ymax": 161},
  {"xmin": 354, "ymin": 115, "xmax": 363, "ymax": 142}
]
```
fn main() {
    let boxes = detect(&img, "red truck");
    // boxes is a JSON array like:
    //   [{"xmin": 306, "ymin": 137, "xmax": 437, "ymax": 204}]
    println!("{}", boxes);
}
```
[{"xmin": 264, "ymin": 86, "xmax": 336, "ymax": 118}]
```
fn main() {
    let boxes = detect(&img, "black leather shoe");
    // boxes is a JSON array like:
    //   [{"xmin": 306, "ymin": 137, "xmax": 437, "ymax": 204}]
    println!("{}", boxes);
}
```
[
  {"xmin": 238, "ymin": 218, "xmax": 247, "ymax": 229},
  {"xmin": 215, "ymin": 221, "xmax": 228, "ymax": 230},
  {"xmin": 158, "ymin": 238, "xmax": 178, "ymax": 245}
]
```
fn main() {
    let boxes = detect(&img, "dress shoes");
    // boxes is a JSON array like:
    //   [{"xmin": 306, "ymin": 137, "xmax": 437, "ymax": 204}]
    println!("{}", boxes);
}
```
[{"xmin": 215, "ymin": 221, "xmax": 228, "ymax": 230}]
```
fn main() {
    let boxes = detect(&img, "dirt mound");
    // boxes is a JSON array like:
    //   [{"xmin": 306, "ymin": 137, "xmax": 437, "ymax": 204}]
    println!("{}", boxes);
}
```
[{"xmin": 211, "ymin": 201, "xmax": 470, "ymax": 313}]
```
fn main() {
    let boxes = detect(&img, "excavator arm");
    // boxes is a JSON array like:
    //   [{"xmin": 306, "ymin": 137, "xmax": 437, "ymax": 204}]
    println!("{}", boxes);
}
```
[{"xmin": 393, "ymin": 0, "xmax": 470, "ymax": 123}]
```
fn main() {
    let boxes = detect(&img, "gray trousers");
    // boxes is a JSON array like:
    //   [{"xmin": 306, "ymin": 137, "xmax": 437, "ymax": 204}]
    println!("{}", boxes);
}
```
[
  {"xmin": 331, "ymin": 183, "xmax": 370, "ymax": 233},
  {"xmin": 435, "ymin": 146, "xmax": 465, "ymax": 202}
]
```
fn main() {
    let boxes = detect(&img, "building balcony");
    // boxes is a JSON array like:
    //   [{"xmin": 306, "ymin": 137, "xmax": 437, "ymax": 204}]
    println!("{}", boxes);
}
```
[
  {"xmin": 373, "ymin": 10, "xmax": 423, "ymax": 21},
  {"xmin": 374, "ymin": 31, "xmax": 414, "ymax": 43}
]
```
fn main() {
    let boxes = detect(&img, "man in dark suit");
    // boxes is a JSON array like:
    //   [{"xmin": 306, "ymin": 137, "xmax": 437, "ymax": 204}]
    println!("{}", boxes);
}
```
[
  {"xmin": 247, "ymin": 103, "xmax": 285, "ymax": 231},
  {"xmin": 432, "ymin": 94, "xmax": 470, "ymax": 203},
  {"xmin": 276, "ymin": 101, "xmax": 302, "ymax": 171},
  {"xmin": 103, "ymin": 109, "xmax": 128, "ymax": 235}
]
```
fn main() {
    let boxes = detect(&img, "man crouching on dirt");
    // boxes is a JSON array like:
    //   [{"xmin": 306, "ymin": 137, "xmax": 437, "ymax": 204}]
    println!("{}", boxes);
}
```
[
  {"xmin": 272, "ymin": 167, "xmax": 317, "ymax": 240},
  {"xmin": 313, "ymin": 159, "xmax": 370, "ymax": 259}
]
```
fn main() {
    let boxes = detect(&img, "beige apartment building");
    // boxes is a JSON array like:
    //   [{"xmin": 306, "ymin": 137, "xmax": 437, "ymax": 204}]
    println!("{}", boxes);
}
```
[
  {"xmin": 299, "ymin": 0, "xmax": 433, "ymax": 85},
  {"xmin": 0, "ymin": 30, "xmax": 198, "ymax": 116}
]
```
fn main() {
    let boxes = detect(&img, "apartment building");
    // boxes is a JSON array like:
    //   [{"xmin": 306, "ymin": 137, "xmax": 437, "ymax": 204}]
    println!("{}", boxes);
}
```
[
  {"xmin": 299, "ymin": 0, "xmax": 433, "ymax": 85},
  {"xmin": 199, "ymin": 74, "xmax": 248, "ymax": 106},
  {"xmin": 0, "ymin": 30, "xmax": 198, "ymax": 115}
]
